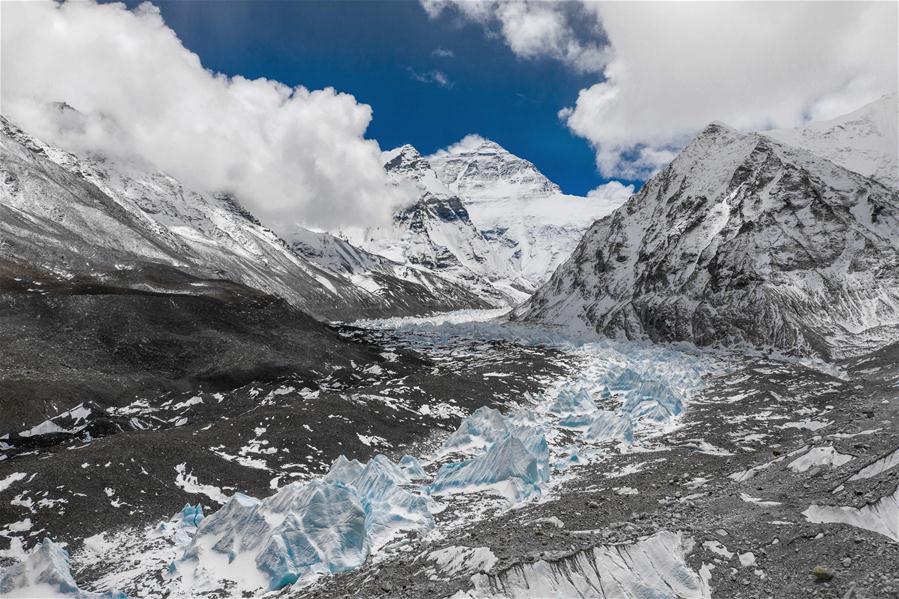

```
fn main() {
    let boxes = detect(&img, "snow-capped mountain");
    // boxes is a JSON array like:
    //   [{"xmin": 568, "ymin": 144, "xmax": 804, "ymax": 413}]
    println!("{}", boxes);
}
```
[
  {"xmin": 340, "ymin": 145, "xmax": 528, "ymax": 306},
  {"xmin": 765, "ymin": 93, "xmax": 898, "ymax": 190},
  {"xmin": 427, "ymin": 136, "xmax": 561, "ymax": 198},
  {"xmin": 0, "ymin": 115, "xmax": 485, "ymax": 320},
  {"xmin": 428, "ymin": 136, "xmax": 625, "ymax": 290},
  {"xmin": 513, "ymin": 118, "xmax": 899, "ymax": 359}
]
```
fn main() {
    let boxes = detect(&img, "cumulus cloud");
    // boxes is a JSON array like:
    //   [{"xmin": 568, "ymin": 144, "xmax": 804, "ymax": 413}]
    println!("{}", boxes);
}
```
[
  {"xmin": 432, "ymin": 48, "xmax": 455, "ymax": 58},
  {"xmin": 421, "ymin": 0, "xmax": 608, "ymax": 73},
  {"xmin": 428, "ymin": 133, "xmax": 491, "ymax": 158},
  {"xmin": 586, "ymin": 180, "xmax": 634, "ymax": 207},
  {"xmin": 1, "ymin": 0, "xmax": 412, "ymax": 231},
  {"xmin": 424, "ymin": 1, "xmax": 899, "ymax": 180}
]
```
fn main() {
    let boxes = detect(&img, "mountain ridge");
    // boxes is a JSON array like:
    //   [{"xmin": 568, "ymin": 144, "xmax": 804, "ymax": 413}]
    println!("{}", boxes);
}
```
[{"xmin": 512, "ymin": 114, "xmax": 899, "ymax": 359}]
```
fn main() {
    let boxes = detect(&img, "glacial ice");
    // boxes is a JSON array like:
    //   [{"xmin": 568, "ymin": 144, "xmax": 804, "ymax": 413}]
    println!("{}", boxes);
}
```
[
  {"xmin": 399, "ymin": 455, "xmax": 428, "ymax": 479},
  {"xmin": 173, "ymin": 453, "xmax": 432, "ymax": 592},
  {"xmin": 156, "ymin": 504, "xmax": 205, "ymax": 548},
  {"xmin": 617, "ymin": 377, "xmax": 684, "ymax": 422},
  {"xmin": 584, "ymin": 411, "xmax": 634, "ymax": 444},
  {"xmin": 440, "ymin": 406, "xmax": 516, "ymax": 453},
  {"xmin": 431, "ymin": 427, "xmax": 550, "ymax": 502},
  {"xmin": 546, "ymin": 387, "xmax": 596, "ymax": 416},
  {"xmin": 0, "ymin": 539, "xmax": 125, "ymax": 599}
]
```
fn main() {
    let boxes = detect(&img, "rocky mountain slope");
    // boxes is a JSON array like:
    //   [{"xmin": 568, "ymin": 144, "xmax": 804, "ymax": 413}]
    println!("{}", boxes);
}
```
[
  {"xmin": 428, "ymin": 136, "xmax": 625, "ymax": 290},
  {"xmin": 0, "ymin": 114, "xmax": 485, "ymax": 321},
  {"xmin": 513, "ymin": 115, "xmax": 899, "ymax": 359}
]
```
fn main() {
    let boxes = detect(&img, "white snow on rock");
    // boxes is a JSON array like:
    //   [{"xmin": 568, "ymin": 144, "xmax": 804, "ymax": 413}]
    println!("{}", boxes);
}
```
[
  {"xmin": 703, "ymin": 540, "xmax": 733, "ymax": 559},
  {"xmin": 787, "ymin": 446, "xmax": 853, "ymax": 473},
  {"xmin": 339, "ymin": 144, "xmax": 524, "ymax": 307},
  {"xmin": 173, "ymin": 463, "xmax": 228, "ymax": 504},
  {"xmin": 0, "ymin": 116, "xmax": 486, "ymax": 320},
  {"xmin": 514, "ymin": 103, "xmax": 899, "ymax": 360},
  {"xmin": 0, "ymin": 472, "xmax": 27, "ymax": 493},
  {"xmin": 428, "ymin": 136, "xmax": 627, "ymax": 291},
  {"xmin": 803, "ymin": 485, "xmax": 899, "ymax": 543}
]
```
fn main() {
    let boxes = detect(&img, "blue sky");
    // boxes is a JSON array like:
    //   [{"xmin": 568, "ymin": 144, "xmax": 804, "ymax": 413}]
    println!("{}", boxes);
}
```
[{"xmin": 117, "ymin": 0, "xmax": 624, "ymax": 196}]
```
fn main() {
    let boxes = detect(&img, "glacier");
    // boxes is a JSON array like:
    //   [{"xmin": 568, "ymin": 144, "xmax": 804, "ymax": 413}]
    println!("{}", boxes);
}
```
[
  {"xmin": 0, "ymin": 317, "xmax": 705, "ymax": 598},
  {"xmin": 425, "ymin": 327, "xmax": 702, "ymax": 503}
]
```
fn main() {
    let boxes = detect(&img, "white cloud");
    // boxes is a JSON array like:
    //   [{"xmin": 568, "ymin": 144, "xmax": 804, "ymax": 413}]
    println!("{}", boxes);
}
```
[
  {"xmin": 586, "ymin": 180, "xmax": 634, "ymax": 211},
  {"xmin": 432, "ymin": 47, "xmax": 455, "ymax": 58},
  {"xmin": 424, "ymin": 1, "xmax": 899, "ymax": 180},
  {"xmin": 568, "ymin": 2, "xmax": 899, "ymax": 179},
  {"xmin": 429, "ymin": 133, "xmax": 490, "ymax": 157},
  {"xmin": 1, "ymin": 0, "xmax": 412, "ymax": 231},
  {"xmin": 421, "ymin": 0, "xmax": 608, "ymax": 73},
  {"xmin": 408, "ymin": 67, "xmax": 454, "ymax": 88}
]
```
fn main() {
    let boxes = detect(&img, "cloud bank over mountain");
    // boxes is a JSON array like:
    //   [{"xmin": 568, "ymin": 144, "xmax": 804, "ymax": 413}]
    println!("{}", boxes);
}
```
[
  {"xmin": 424, "ymin": 1, "xmax": 898, "ymax": 180},
  {"xmin": 1, "ymin": 0, "xmax": 412, "ymax": 230}
]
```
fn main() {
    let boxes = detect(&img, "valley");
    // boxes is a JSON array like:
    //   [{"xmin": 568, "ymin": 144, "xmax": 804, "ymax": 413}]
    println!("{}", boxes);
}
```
[{"xmin": 1, "ymin": 83, "xmax": 897, "ymax": 599}]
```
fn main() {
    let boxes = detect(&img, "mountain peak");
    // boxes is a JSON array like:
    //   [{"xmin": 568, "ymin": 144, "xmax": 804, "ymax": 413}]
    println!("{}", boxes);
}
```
[
  {"xmin": 454, "ymin": 136, "xmax": 507, "ymax": 156},
  {"xmin": 383, "ymin": 144, "xmax": 423, "ymax": 166},
  {"xmin": 514, "ymin": 110, "xmax": 899, "ymax": 359},
  {"xmin": 427, "ymin": 135, "xmax": 561, "ymax": 199}
]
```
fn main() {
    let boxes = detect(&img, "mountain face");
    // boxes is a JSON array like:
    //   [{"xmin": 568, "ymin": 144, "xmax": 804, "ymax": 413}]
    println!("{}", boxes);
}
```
[
  {"xmin": 765, "ymin": 93, "xmax": 898, "ymax": 190},
  {"xmin": 341, "ymin": 145, "xmax": 528, "ymax": 306},
  {"xmin": 0, "ymin": 116, "xmax": 485, "ymax": 320},
  {"xmin": 330, "ymin": 140, "xmax": 623, "ymax": 304},
  {"xmin": 427, "ymin": 137, "xmax": 561, "ymax": 198},
  {"xmin": 513, "ymin": 119, "xmax": 899, "ymax": 359},
  {"xmin": 427, "ymin": 137, "xmax": 624, "ymax": 290},
  {"xmin": 288, "ymin": 226, "xmax": 492, "ymax": 313}
]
